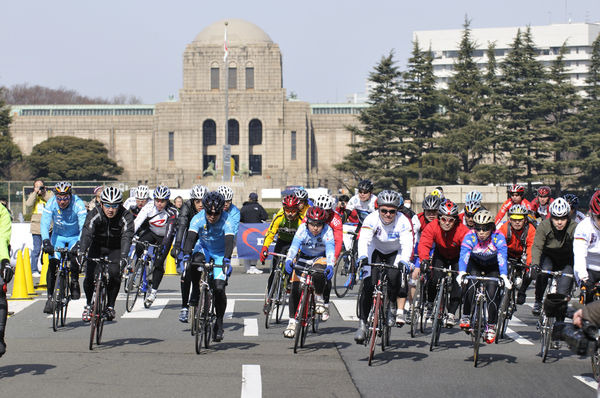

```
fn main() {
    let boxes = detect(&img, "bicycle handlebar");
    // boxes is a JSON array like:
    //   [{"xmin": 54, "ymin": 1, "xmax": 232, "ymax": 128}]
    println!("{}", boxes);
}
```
[
  {"xmin": 430, "ymin": 266, "xmax": 459, "ymax": 274},
  {"xmin": 268, "ymin": 252, "xmax": 287, "ymax": 258},
  {"xmin": 464, "ymin": 275, "xmax": 502, "ymax": 283},
  {"xmin": 538, "ymin": 270, "xmax": 574, "ymax": 278},
  {"xmin": 369, "ymin": 262, "xmax": 400, "ymax": 269},
  {"xmin": 131, "ymin": 237, "xmax": 161, "ymax": 249},
  {"xmin": 293, "ymin": 264, "xmax": 325, "ymax": 275}
]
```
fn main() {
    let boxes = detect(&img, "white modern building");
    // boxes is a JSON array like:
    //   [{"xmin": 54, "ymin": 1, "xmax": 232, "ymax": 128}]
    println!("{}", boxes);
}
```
[{"xmin": 413, "ymin": 22, "xmax": 600, "ymax": 89}]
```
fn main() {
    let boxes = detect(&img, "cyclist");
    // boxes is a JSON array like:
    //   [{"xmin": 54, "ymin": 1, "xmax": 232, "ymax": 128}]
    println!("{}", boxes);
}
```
[
  {"xmin": 0, "ymin": 201, "xmax": 14, "ymax": 357},
  {"xmin": 182, "ymin": 192, "xmax": 236, "ymax": 342},
  {"xmin": 530, "ymin": 186, "xmax": 554, "ymax": 221},
  {"xmin": 123, "ymin": 185, "xmax": 150, "ymax": 218},
  {"xmin": 283, "ymin": 207, "xmax": 335, "ymax": 338},
  {"xmin": 171, "ymin": 184, "xmax": 207, "ymax": 322},
  {"xmin": 574, "ymin": 190, "xmax": 600, "ymax": 303},
  {"xmin": 457, "ymin": 210, "xmax": 510, "ymax": 344},
  {"xmin": 417, "ymin": 194, "xmax": 442, "ymax": 230},
  {"xmin": 347, "ymin": 179, "xmax": 378, "ymax": 224},
  {"xmin": 459, "ymin": 190, "xmax": 485, "ymax": 228},
  {"xmin": 531, "ymin": 198, "xmax": 576, "ymax": 319},
  {"xmin": 79, "ymin": 187, "xmax": 134, "ymax": 322},
  {"xmin": 416, "ymin": 200, "xmax": 470, "ymax": 327},
  {"xmin": 217, "ymin": 185, "xmax": 241, "ymax": 232},
  {"xmin": 133, "ymin": 185, "xmax": 178, "ymax": 307},
  {"xmin": 495, "ymin": 184, "xmax": 532, "ymax": 225},
  {"xmin": 293, "ymin": 188, "xmax": 312, "ymax": 215},
  {"xmin": 563, "ymin": 193, "xmax": 586, "ymax": 223},
  {"xmin": 498, "ymin": 204, "xmax": 536, "ymax": 304},
  {"xmin": 335, "ymin": 194, "xmax": 351, "ymax": 223},
  {"xmin": 41, "ymin": 182, "xmax": 87, "ymax": 314},
  {"xmin": 260, "ymin": 194, "xmax": 304, "ymax": 312},
  {"xmin": 353, "ymin": 190, "xmax": 414, "ymax": 343}
]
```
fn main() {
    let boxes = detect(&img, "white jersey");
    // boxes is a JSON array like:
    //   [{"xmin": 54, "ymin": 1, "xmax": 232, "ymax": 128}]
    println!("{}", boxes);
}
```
[
  {"xmin": 574, "ymin": 210, "xmax": 586, "ymax": 224},
  {"xmin": 346, "ymin": 194, "xmax": 377, "ymax": 223},
  {"xmin": 573, "ymin": 216, "xmax": 600, "ymax": 281},
  {"xmin": 123, "ymin": 197, "xmax": 136, "ymax": 211},
  {"xmin": 357, "ymin": 211, "xmax": 413, "ymax": 269},
  {"xmin": 134, "ymin": 202, "xmax": 177, "ymax": 236}
]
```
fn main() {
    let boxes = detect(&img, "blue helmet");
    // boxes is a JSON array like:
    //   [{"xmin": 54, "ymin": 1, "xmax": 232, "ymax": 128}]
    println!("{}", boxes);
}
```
[
  {"xmin": 465, "ymin": 190, "xmax": 482, "ymax": 205},
  {"xmin": 153, "ymin": 185, "xmax": 171, "ymax": 200}
]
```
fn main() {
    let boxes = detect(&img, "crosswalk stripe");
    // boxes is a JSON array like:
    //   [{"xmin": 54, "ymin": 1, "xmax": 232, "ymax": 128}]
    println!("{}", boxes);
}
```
[
  {"xmin": 505, "ymin": 327, "xmax": 534, "ymax": 345},
  {"xmin": 121, "ymin": 299, "xmax": 169, "ymax": 318},
  {"xmin": 44, "ymin": 299, "xmax": 88, "ymax": 319},
  {"xmin": 243, "ymin": 318, "xmax": 259, "ymax": 336},
  {"xmin": 7, "ymin": 300, "xmax": 36, "ymax": 315},
  {"xmin": 573, "ymin": 375, "xmax": 598, "ymax": 390},
  {"xmin": 226, "ymin": 299, "xmax": 236, "ymax": 319},
  {"xmin": 241, "ymin": 365, "xmax": 262, "ymax": 398},
  {"xmin": 271, "ymin": 307, "xmax": 289, "ymax": 321},
  {"xmin": 331, "ymin": 300, "xmax": 359, "ymax": 321},
  {"xmin": 508, "ymin": 316, "xmax": 527, "ymax": 327}
]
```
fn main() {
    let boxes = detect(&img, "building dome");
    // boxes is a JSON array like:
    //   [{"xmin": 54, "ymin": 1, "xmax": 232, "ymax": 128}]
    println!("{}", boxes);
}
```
[{"xmin": 194, "ymin": 19, "xmax": 273, "ymax": 45}]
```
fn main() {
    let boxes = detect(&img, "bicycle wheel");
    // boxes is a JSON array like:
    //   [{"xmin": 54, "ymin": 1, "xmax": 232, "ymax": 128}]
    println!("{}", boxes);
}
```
[
  {"xmin": 275, "ymin": 275, "xmax": 287, "ymax": 324},
  {"xmin": 293, "ymin": 287, "xmax": 307, "ymax": 354},
  {"xmin": 302, "ymin": 293, "xmax": 313, "ymax": 347},
  {"xmin": 264, "ymin": 271, "xmax": 279, "ymax": 329},
  {"xmin": 592, "ymin": 345, "xmax": 600, "ymax": 381},
  {"xmin": 96, "ymin": 283, "xmax": 107, "ymax": 345},
  {"xmin": 381, "ymin": 293, "xmax": 389, "ymax": 352},
  {"xmin": 195, "ymin": 286, "xmax": 206, "ymax": 354},
  {"xmin": 52, "ymin": 272, "xmax": 62, "ymax": 332},
  {"xmin": 190, "ymin": 305, "xmax": 197, "ymax": 336},
  {"xmin": 333, "ymin": 250, "xmax": 352, "ymax": 298},
  {"xmin": 125, "ymin": 259, "xmax": 144, "ymax": 312},
  {"xmin": 89, "ymin": 279, "xmax": 101, "ymax": 350},
  {"xmin": 311, "ymin": 292, "xmax": 319, "ymax": 334},
  {"xmin": 368, "ymin": 293, "xmax": 380, "ymax": 366},
  {"xmin": 356, "ymin": 279, "xmax": 364, "ymax": 319},
  {"xmin": 419, "ymin": 279, "xmax": 427, "ymax": 334},
  {"xmin": 473, "ymin": 297, "xmax": 483, "ymax": 367},
  {"xmin": 410, "ymin": 278, "xmax": 421, "ymax": 338},
  {"xmin": 541, "ymin": 316, "xmax": 554, "ymax": 363},
  {"xmin": 496, "ymin": 288, "xmax": 511, "ymax": 342},
  {"xmin": 204, "ymin": 294, "xmax": 213, "ymax": 349},
  {"xmin": 430, "ymin": 279, "xmax": 445, "ymax": 351},
  {"xmin": 61, "ymin": 274, "xmax": 70, "ymax": 327}
]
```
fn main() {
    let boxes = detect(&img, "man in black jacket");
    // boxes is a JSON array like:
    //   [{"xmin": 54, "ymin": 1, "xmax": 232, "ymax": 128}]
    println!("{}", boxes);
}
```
[
  {"xmin": 79, "ymin": 187, "xmax": 134, "ymax": 322},
  {"xmin": 240, "ymin": 193, "xmax": 268, "ymax": 274}
]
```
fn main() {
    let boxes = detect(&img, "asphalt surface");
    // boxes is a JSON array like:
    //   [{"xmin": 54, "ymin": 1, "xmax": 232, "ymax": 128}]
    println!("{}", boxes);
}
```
[{"xmin": 2, "ymin": 270, "xmax": 597, "ymax": 397}]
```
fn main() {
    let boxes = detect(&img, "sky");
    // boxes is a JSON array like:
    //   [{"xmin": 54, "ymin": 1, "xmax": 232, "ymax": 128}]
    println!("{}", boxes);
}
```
[{"xmin": 2, "ymin": 0, "xmax": 600, "ymax": 105}]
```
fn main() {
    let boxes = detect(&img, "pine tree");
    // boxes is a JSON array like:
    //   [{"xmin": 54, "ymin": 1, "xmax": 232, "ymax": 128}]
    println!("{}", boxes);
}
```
[{"xmin": 0, "ymin": 87, "xmax": 22, "ymax": 179}]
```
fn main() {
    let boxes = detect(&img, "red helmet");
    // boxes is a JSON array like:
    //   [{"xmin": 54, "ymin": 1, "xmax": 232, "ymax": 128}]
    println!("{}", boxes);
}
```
[
  {"xmin": 508, "ymin": 184, "xmax": 525, "ymax": 194},
  {"xmin": 537, "ymin": 186, "xmax": 551, "ymax": 197},
  {"xmin": 282, "ymin": 194, "xmax": 300, "ymax": 209},
  {"xmin": 438, "ymin": 200, "xmax": 458, "ymax": 217},
  {"xmin": 590, "ymin": 190, "xmax": 600, "ymax": 216},
  {"xmin": 305, "ymin": 206, "xmax": 328, "ymax": 224}
]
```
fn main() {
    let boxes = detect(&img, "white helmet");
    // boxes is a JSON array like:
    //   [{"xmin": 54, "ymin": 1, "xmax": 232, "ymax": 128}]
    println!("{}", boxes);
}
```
[
  {"xmin": 136, "ymin": 185, "xmax": 149, "ymax": 200},
  {"xmin": 100, "ymin": 186, "xmax": 123, "ymax": 204},
  {"xmin": 217, "ymin": 185, "xmax": 234, "ymax": 201},
  {"xmin": 190, "ymin": 185, "xmax": 208, "ymax": 200},
  {"xmin": 315, "ymin": 194, "xmax": 335, "ymax": 210},
  {"xmin": 549, "ymin": 197, "xmax": 570, "ymax": 217}
]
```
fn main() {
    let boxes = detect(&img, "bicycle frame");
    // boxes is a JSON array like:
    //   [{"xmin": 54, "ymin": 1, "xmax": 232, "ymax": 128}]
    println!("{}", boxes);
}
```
[
  {"xmin": 366, "ymin": 262, "xmax": 397, "ymax": 366},
  {"xmin": 429, "ymin": 266, "xmax": 459, "ymax": 351},
  {"xmin": 292, "ymin": 258, "xmax": 325, "ymax": 353},
  {"xmin": 264, "ymin": 252, "xmax": 288, "ymax": 328},
  {"xmin": 87, "ymin": 256, "xmax": 111, "ymax": 351},
  {"xmin": 194, "ymin": 260, "xmax": 217, "ymax": 354},
  {"xmin": 51, "ymin": 247, "xmax": 72, "ymax": 331}
]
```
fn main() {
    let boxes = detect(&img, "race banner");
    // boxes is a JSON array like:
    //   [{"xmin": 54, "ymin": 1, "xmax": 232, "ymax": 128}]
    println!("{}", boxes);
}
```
[{"xmin": 236, "ymin": 223, "xmax": 274, "ymax": 259}]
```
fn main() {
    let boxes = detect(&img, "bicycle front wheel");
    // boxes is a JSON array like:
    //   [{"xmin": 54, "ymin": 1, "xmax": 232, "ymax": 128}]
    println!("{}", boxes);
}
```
[
  {"xmin": 592, "ymin": 345, "xmax": 600, "ymax": 381},
  {"xmin": 275, "ymin": 276, "xmax": 287, "ymax": 324},
  {"xmin": 204, "ymin": 294, "xmax": 213, "ymax": 349},
  {"xmin": 541, "ymin": 316, "xmax": 554, "ymax": 363},
  {"xmin": 89, "ymin": 280, "xmax": 101, "ymax": 350},
  {"xmin": 381, "ymin": 293, "xmax": 389, "ymax": 352},
  {"xmin": 496, "ymin": 288, "xmax": 511, "ymax": 342},
  {"xmin": 293, "ymin": 287, "xmax": 307, "ymax": 354},
  {"xmin": 430, "ymin": 279, "xmax": 445, "ymax": 351},
  {"xmin": 368, "ymin": 293, "xmax": 380, "ymax": 366},
  {"xmin": 61, "ymin": 274, "xmax": 70, "ymax": 327},
  {"xmin": 264, "ymin": 271, "xmax": 280, "ymax": 329},
  {"xmin": 473, "ymin": 297, "xmax": 483, "ymax": 367},
  {"xmin": 96, "ymin": 283, "xmax": 107, "ymax": 345},
  {"xmin": 125, "ymin": 260, "xmax": 144, "ymax": 312},
  {"xmin": 52, "ymin": 272, "xmax": 63, "ymax": 332},
  {"xmin": 410, "ymin": 278, "xmax": 421, "ymax": 338},
  {"xmin": 195, "ymin": 287, "xmax": 206, "ymax": 354},
  {"xmin": 333, "ymin": 250, "xmax": 353, "ymax": 298}
]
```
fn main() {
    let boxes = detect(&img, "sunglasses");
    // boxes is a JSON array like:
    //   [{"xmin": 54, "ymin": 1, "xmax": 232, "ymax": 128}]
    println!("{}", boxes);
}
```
[
  {"xmin": 284, "ymin": 207, "xmax": 299, "ymax": 212},
  {"xmin": 464, "ymin": 212, "xmax": 476, "ymax": 218},
  {"xmin": 358, "ymin": 190, "xmax": 371, "ymax": 194},
  {"xmin": 379, "ymin": 209, "xmax": 397, "ymax": 215},
  {"xmin": 56, "ymin": 196, "xmax": 70, "ymax": 202},
  {"xmin": 474, "ymin": 224, "xmax": 494, "ymax": 232},
  {"xmin": 206, "ymin": 210, "xmax": 222, "ymax": 216},
  {"xmin": 439, "ymin": 216, "xmax": 456, "ymax": 223},
  {"xmin": 103, "ymin": 203, "xmax": 119, "ymax": 209}
]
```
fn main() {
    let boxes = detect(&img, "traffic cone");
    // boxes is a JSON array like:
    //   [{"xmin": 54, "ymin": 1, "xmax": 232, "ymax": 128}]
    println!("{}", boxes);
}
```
[
  {"xmin": 164, "ymin": 245, "xmax": 178, "ymax": 275},
  {"xmin": 23, "ymin": 248, "xmax": 36, "ymax": 296},
  {"xmin": 10, "ymin": 250, "xmax": 32, "ymax": 300},
  {"xmin": 36, "ymin": 253, "xmax": 49, "ymax": 290}
]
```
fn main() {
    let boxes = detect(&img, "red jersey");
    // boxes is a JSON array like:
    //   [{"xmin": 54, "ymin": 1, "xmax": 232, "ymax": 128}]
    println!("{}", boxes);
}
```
[
  {"xmin": 530, "ymin": 197, "xmax": 554, "ymax": 220},
  {"xmin": 418, "ymin": 219, "xmax": 470, "ymax": 262},
  {"xmin": 495, "ymin": 198, "xmax": 532, "ymax": 224},
  {"xmin": 498, "ymin": 222, "xmax": 536, "ymax": 266},
  {"xmin": 417, "ymin": 212, "xmax": 432, "ymax": 230}
]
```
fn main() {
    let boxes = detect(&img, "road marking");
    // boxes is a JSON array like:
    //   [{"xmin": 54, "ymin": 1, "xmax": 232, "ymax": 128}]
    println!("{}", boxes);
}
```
[
  {"xmin": 573, "ymin": 375, "xmax": 598, "ymax": 390},
  {"xmin": 243, "ymin": 318, "xmax": 259, "ymax": 336},
  {"xmin": 331, "ymin": 299, "xmax": 359, "ymax": 321},
  {"xmin": 225, "ymin": 299, "xmax": 236, "ymax": 319},
  {"xmin": 508, "ymin": 316, "xmax": 526, "ymax": 327},
  {"xmin": 7, "ymin": 300, "xmax": 36, "ymax": 315},
  {"xmin": 121, "ymin": 299, "xmax": 169, "ymax": 318},
  {"xmin": 241, "ymin": 364, "xmax": 262, "ymax": 398},
  {"xmin": 505, "ymin": 327, "xmax": 534, "ymax": 345},
  {"xmin": 271, "ymin": 308, "xmax": 289, "ymax": 321},
  {"xmin": 44, "ymin": 299, "xmax": 88, "ymax": 319}
]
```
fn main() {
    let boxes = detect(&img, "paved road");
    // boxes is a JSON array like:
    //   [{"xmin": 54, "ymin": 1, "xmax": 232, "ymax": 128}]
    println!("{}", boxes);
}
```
[{"xmin": 2, "ymin": 271, "xmax": 597, "ymax": 397}]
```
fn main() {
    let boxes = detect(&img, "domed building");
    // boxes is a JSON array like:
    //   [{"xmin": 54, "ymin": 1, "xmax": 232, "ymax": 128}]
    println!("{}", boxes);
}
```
[{"xmin": 9, "ymin": 19, "xmax": 364, "ymax": 193}]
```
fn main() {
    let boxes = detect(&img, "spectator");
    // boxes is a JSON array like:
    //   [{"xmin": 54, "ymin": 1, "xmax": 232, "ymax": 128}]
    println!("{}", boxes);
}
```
[
  {"xmin": 25, "ymin": 180, "xmax": 54, "ymax": 277},
  {"xmin": 335, "ymin": 195, "xmax": 351, "ymax": 223},
  {"xmin": 240, "ymin": 192, "xmax": 268, "ymax": 274},
  {"xmin": 87, "ymin": 186, "xmax": 103, "ymax": 211},
  {"xmin": 173, "ymin": 196, "xmax": 184, "ymax": 210}
]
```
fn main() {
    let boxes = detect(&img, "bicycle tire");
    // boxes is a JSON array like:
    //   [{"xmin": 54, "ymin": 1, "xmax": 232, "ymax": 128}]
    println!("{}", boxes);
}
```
[
  {"xmin": 381, "ymin": 293, "xmax": 389, "ymax": 352},
  {"xmin": 356, "ymin": 279, "xmax": 364, "ymax": 319},
  {"xmin": 143, "ymin": 261, "xmax": 153, "ymax": 309},
  {"xmin": 264, "ymin": 271, "xmax": 278, "ymax": 329},
  {"xmin": 189, "ymin": 305, "xmax": 197, "ymax": 336},
  {"xmin": 275, "ymin": 276, "xmax": 287, "ymax": 324},
  {"xmin": 333, "ymin": 250, "xmax": 352, "ymax": 298},
  {"xmin": 496, "ymin": 287, "xmax": 511, "ymax": 342},
  {"xmin": 204, "ymin": 296, "xmax": 213, "ymax": 349},
  {"xmin": 368, "ymin": 293, "xmax": 380, "ymax": 366},
  {"xmin": 195, "ymin": 286, "xmax": 206, "ymax": 354},
  {"xmin": 430, "ymin": 279, "xmax": 445, "ymax": 351},
  {"xmin": 410, "ymin": 278, "xmax": 421, "ymax": 338},
  {"xmin": 311, "ymin": 292, "xmax": 319, "ymax": 334},
  {"xmin": 96, "ymin": 283, "xmax": 106, "ymax": 345},
  {"xmin": 541, "ymin": 315, "xmax": 554, "ymax": 363},
  {"xmin": 302, "ymin": 293, "xmax": 312, "ymax": 347},
  {"xmin": 419, "ymin": 279, "xmax": 427, "ymax": 334},
  {"xmin": 89, "ymin": 278, "xmax": 101, "ymax": 350},
  {"xmin": 293, "ymin": 287, "xmax": 307, "ymax": 354},
  {"xmin": 61, "ymin": 273, "xmax": 70, "ymax": 327},
  {"xmin": 52, "ymin": 272, "xmax": 62, "ymax": 332},
  {"xmin": 473, "ymin": 296, "xmax": 483, "ymax": 367},
  {"xmin": 125, "ymin": 259, "xmax": 144, "ymax": 312},
  {"xmin": 592, "ymin": 347, "xmax": 600, "ymax": 381}
]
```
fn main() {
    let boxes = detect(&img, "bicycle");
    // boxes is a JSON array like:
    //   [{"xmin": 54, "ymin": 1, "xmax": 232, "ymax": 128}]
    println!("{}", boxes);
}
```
[
  {"xmin": 292, "ymin": 258, "xmax": 324, "ymax": 354},
  {"xmin": 409, "ymin": 269, "xmax": 428, "ymax": 338},
  {"xmin": 51, "ymin": 246, "xmax": 72, "ymax": 332},
  {"xmin": 123, "ymin": 237, "xmax": 159, "ymax": 312},
  {"xmin": 263, "ymin": 252, "xmax": 288, "ymax": 329},
  {"xmin": 333, "ymin": 230, "xmax": 359, "ymax": 298},
  {"xmin": 365, "ymin": 262, "xmax": 397, "ymax": 366},
  {"xmin": 496, "ymin": 259, "xmax": 526, "ymax": 342},
  {"xmin": 464, "ymin": 275, "xmax": 503, "ymax": 367},
  {"xmin": 429, "ymin": 265, "xmax": 459, "ymax": 351},
  {"xmin": 88, "ymin": 256, "xmax": 111, "ymax": 351},
  {"xmin": 192, "ymin": 260, "xmax": 218, "ymax": 354},
  {"xmin": 537, "ymin": 269, "xmax": 573, "ymax": 363}
]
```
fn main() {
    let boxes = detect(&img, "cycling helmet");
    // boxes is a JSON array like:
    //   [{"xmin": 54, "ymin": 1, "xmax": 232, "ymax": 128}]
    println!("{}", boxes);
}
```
[
  {"xmin": 439, "ymin": 200, "xmax": 458, "ymax": 217},
  {"xmin": 377, "ymin": 190, "xmax": 402, "ymax": 208},
  {"xmin": 357, "ymin": 179, "xmax": 374, "ymax": 192},
  {"xmin": 217, "ymin": 185, "xmax": 234, "ymax": 201},
  {"xmin": 473, "ymin": 210, "xmax": 494, "ymax": 225},
  {"xmin": 203, "ymin": 191, "xmax": 225, "ymax": 213},
  {"xmin": 537, "ymin": 186, "xmax": 551, "ymax": 197},
  {"xmin": 464, "ymin": 200, "xmax": 482, "ymax": 214},
  {"xmin": 305, "ymin": 206, "xmax": 328, "ymax": 224},
  {"xmin": 590, "ymin": 190, "xmax": 600, "ymax": 216},
  {"xmin": 422, "ymin": 194, "xmax": 441, "ymax": 211},
  {"xmin": 190, "ymin": 185, "xmax": 208, "ymax": 200},
  {"xmin": 315, "ymin": 194, "xmax": 336, "ymax": 210},
  {"xmin": 430, "ymin": 189, "xmax": 445, "ymax": 200},
  {"xmin": 465, "ymin": 190, "xmax": 482, "ymax": 204},
  {"xmin": 136, "ymin": 185, "xmax": 149, "ymax": 200},
  {"xmin": 508, "ymin": 184, "xmax": 525, "ymax": 195},
  {"xmin": 100, "ymin": 186, "xmax": 123, "ymax": 204},
  {"xmin": 282, "ymin": 194, "xmax": 301, "ymax": 209},
  {"xmin": 294, "ymin": 188, "xmax": 308, "ymax": 201},
  {"xmin": 508, "ymin": 204, "xmax": 529, "ymax": 219},
  {"xmin": 562, "ymin": 193, "xmax": 579, "ymax": 208},
  {"xmin": 549, "ymin": 197, "xmax": 570, "ymax": 217},
  {"xmin": 54, "ymin": 181, "xmax": 72, "ymax": 195},
  {"xmin": 153, "ymin": 185, "xmax": 171, "ymax": 200}
]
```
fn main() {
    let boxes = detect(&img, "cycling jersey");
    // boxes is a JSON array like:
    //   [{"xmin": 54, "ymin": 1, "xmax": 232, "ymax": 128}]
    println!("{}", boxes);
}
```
[
  {"xmin": 41, "ymin": 194, "xmax": 87, "ymax": 240},
  {"xmin": 417, "ymin": 219, "xmax": 470, "ymax": 266},
  {"xmin": 263, "ymin": 208, "xmax": 304, "ymax": 247},
  {"xmin": 79, "ymin": 205, "xmax": 135, "ymax": 260},
  {"xmin": 357, "ymin": 210, "xmax": 413, "ymax": 268},
  {"xmin": 286, "ymin": 223, "xmax": 335, "ymax": 267},
  {"xmin": 123, "ymin": 197, "xmax": 136, "ymax": 212},
  {"xmin": 573, "ymin": 210, "xmax": 586, "ymax": 223},
  {"xmin": 188, "ymin": 210, "xmax": 236, "ymax": 265},
  {"xmin": 531, "ymin": 218, "xmax": 577, "ymax": 267},
  {"xmin": 574, "ymin": 216, "xmax": 600, "ymax": 281},
  {"xmin": 530, "ymin": 197, "xmax": 554, "ymax": 220},
  {"xmin": 327, "ymin": 211, "xmax": 343, "ymax": 259},
  {"xmin": 495, "ymin": 198, "xmax": 532, "ymax": 224},
  {"xmin": 498, "ymin": 222, "xmax": 536, "ymax": 266},
  {"xmin": 134, "ymin": 202, "xmax": 178, "ymax": 236},
  {"xmin": 225, "ymin": 204, "xmax": 241, "ymax": 235},
  {"xmin": 459, "ymin": 231, "xmax": 508, "ymax": 275},
  {"xmin": 346, "ymin": 194, "xmax": 377, "ymax": 224},
  {"xmin": 173, "ymin": 200, "xmax": 201, "ymax": 250},
  {"xmin": 417, "ymin": 212, "xmax": 433, "ymax": 231}
]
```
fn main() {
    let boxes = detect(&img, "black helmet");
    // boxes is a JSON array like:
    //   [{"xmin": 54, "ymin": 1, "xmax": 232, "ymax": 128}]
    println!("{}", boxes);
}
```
[
  {"xmin": 358, "ymin": 179, "xmax": 374, "ymax": 192},
  {"xmin": 203, "ymin": 191, "xmax": 225, "ymax": 213},
  {"xmin": 422, "ymin": 194, "xmax": 441, "ymax": 211}
]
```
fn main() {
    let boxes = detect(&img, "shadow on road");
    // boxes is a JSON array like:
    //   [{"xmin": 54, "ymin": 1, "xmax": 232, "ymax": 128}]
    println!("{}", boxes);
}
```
[
  {"xmin": 319, "ymin": 326, "xmax": 355, "ymax": 335},
  {"xmin": 293, "ymin": 340, "xmax": 352, "ymax": 352},
  {"xmin": 214, "ymin": 341, "xmax": 258, "ymax": 351},
  {"xmin": 466, "ymin": 353, "xmax": 518, "ymax": 367},
  {"xmin": 0, "ymin": 363, "xmax": 56, "ymax": 378},
  {"xmin": 359, "ymin": 348, "xmax": 429, "ymax": 366},
  {"xmin": 99, "ymin": 337, "xmax": 163, "ymax": 348}
]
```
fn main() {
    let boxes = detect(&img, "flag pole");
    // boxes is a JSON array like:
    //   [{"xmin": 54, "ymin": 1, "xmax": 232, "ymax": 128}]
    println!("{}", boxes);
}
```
[{"xmin": 223, "ymin": 21, "xmax": 231, "ymax": 182}]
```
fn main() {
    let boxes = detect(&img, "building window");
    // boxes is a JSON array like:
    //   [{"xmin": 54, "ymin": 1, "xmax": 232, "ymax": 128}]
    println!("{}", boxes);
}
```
[
  {"xmin": 291, "ymin": 131, "xmax": 296, "ymax": 160},
  {"xmin": 228, "ymin": 119, "xmax": 239, "ymax": 145},
  {"xmin": 231, "ymin": 154, "xmax": 239, "ymax": 172},
  {"xmin": 168, "ymin": 131, "xmax": 174, "ymax": 161},
  {"xmin": 249, "ymin": 119, "xmax": 262, "ymax": 145},
  {"xmin": 228, "ymin": 67, "xmax": 237, "ymax": 89},
  {"xmin": 249, "ymin": 154, "xmax": 262, "ymax": 175},
  {"xmin": 203, "ymin": 155, "xmax": 216, "ymax": 172},
  {"xmin": 203, "ymin": 119, "xmax": 217, "ymax": 146},
  {"xmin": 211, "ymin": 67, "xmax": 219, "ymax": 89},
  {"xmin": 246, "ymin": 67, "xmax": 254, "ymax": 89}
]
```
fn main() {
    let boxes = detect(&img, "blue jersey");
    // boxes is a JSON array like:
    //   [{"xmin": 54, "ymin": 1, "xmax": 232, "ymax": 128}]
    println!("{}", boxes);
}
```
[
  {"xmin": 225, "ymin": 204, "xmax": 241, "ymax": 235},
  {"xmin": 286, "ymin": 223, "xmax": 335, "ymax": 267},
  {"xmin": 459, "ymin": 231, "xmax": 508, "ymax": 275},
  {"xmin": 188, "ymin": 210, "xmax": 236, "ymax": 262},
  {"xmin": 41, "ymin": 194, "xmax": 87, "ymax": 240}
]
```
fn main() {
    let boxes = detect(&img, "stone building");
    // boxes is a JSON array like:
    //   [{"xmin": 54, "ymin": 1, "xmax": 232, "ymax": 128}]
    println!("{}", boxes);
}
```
[{"xmin": 9, "ymin": 19, "xmax": 363, "ymax": 195}]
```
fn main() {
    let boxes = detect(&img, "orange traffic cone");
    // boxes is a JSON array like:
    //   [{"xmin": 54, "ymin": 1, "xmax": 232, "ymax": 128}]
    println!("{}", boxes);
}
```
[
  {"xmin": 23, "ymin": 248, "xmax": 36, "ymax": 295},
  {"xmin": 36, "ymin": 253, "xmax": 48, "ymax": 290},
  {"xmin": 10, "ymin": 250, "xmax": 32, "ymax": 300}
]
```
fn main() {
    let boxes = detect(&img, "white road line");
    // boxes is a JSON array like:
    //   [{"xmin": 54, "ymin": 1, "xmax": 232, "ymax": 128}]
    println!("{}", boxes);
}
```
[
  {"xmin": 44, "ymin": 299, "xmax": 88, "ymax": 319},
  {"xmin": 508, "ymin": 316, "xmax": 526, "ymax": 327},
  {"xmin": 573, "ymin": 375, "xmax": 598, "ymax": 390},
  {"xmin": 243, "ymin": 318, "xmax": 259, "ymax": 336},
  {"xmin": 7, "ymin": 300, "xmax": 36, "ymax": 315},
  {"xmin": 241, "ymin": 364, "xmax": 262, "ymax": 398},
  {"xmin": 225, "ymin": 299, "xmax": 236, "ymax": 319},
  {"xmin": 505, "ymin": 327, "xmax": 534, "ymax": 345},
  {"xmin": 121, "ymin": 299, "xmax": 169, "ymax": 318},
  {"xmin": 331, "ymin": 299, "xmax": 359, "ymax": 321},
  {"xmin": 271, "ymin": 308, "xmax": 289, "ymax": 321}
]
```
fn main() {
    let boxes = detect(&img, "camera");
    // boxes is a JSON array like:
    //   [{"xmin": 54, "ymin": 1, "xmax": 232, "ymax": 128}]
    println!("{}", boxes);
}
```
[{"xmin": 552, "ymin": 321, "xmax": 598, "ymax": 356}]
